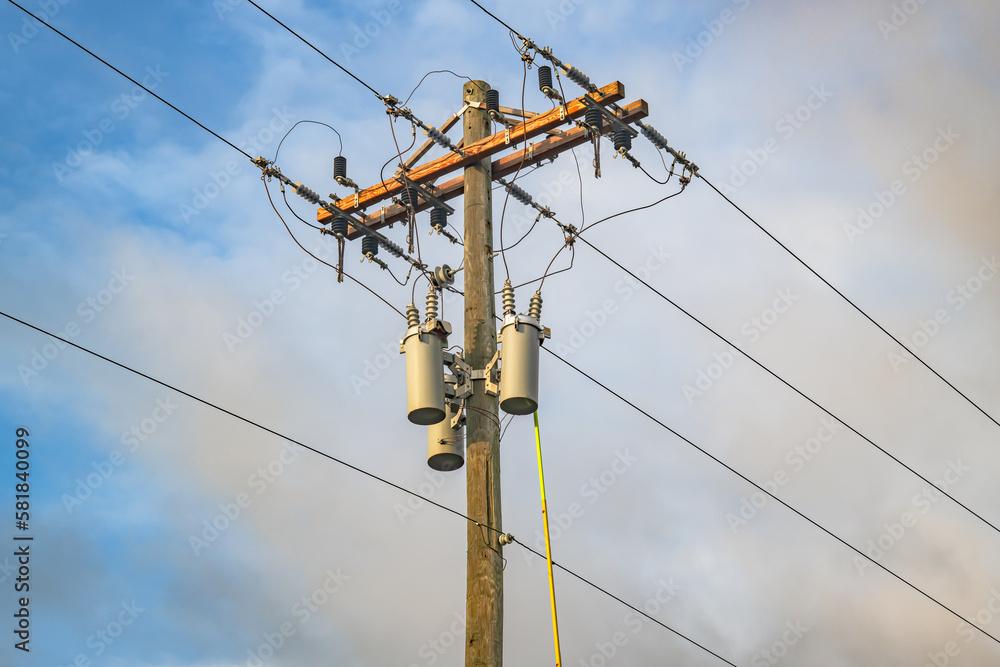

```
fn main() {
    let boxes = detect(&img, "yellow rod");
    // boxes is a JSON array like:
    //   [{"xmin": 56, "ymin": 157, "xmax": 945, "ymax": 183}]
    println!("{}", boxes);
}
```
[{"xmin": 534, "ymin": 410, "xmax": 562, "ymax": 666}]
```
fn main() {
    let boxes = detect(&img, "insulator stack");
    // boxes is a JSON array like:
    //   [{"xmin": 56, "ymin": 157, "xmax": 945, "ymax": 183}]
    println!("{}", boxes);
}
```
[
  {"xmin": 585, "ymin": 107, "xmax": 604, "ymax": 134},
  {"xmin": 562, "ymin": 63, "xmax": 593, "ymax": 90},
  {"xmin": 403, "ymin": 186, "xmax": 421, "ymax": 211},
  {"xmin": 430, "ymin": 207, "xmax": 447, "ymax": 232},
  {"xmin": 639, "ymin": 122, "xmax": 669, "ymax": 150},
  {"xmin": 380, "ymin": 237, "xmax": 405, "ymax": 258},
  {"xmin": 425, "ymin": 288, "xmax": 439, "ymax": 322},
  {"xmin": 506, "ymin": 182, "xmax": 532, "ymax": 207},
  {"xmin": 537, "ymin": 65, "xmax": 553, "ymax": 94},
  {"xmin": 527, "ymin": 291, "xmax": 542, "ymax": 320},
  {"xmin": 361, "ymin": 235, "xmax": 379, "ymax": 259},
  {"xmin": 293, "ymin": 182, "xmax": 321, "ymax": 204},
  {"xmin": 330, "ymin": 213, "xmax": 349, "ymax": 239},
  {"xmin": 501, "ymin": 280, "xmax": 516, "ymax": 316},
  {"xmin": 425, "ymin": 124, "xmax": 459, "ymax": 152},
  {"xmin": 614, "ymin": 129, "xmax": 632, "ymax": 153},
  {"xmin": 486, "ymin": 89, "xmax": 500, "ymax": 115},
  {"xmin": 333, "ymin": 155, "xmax": 347, "ymax": 180},
  {"xmin": 406, "ymin": 302, "xmax": 420, "ymax": 327}
]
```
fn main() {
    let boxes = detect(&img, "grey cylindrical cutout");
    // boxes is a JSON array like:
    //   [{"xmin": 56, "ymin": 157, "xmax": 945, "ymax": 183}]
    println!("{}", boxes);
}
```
[
  {"xmin": 428, "ymin": 402, "xmax": 464, "ymax": 471},
  {"xmin": 499, "ymin": 315, "xmax": 541, "ymax": 415},
  {"xmin": 403, "ymin": 326, "xmax": 446, "ymax": 425}
]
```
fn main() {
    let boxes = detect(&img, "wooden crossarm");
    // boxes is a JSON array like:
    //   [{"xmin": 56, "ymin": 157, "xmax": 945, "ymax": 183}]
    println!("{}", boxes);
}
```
[
  {"xmin": 334, "ymin": 98, "xmax": 648, "ymax": 239},
  {"xmin": 318, "ymin": 81, "xmax": 626, "ymax": 226}
]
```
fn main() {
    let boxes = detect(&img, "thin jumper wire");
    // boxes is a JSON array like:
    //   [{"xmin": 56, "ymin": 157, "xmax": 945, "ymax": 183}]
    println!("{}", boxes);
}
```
[
  {"xmin": 533, "ymin": 411, "xmax": 563, "ymax": 667},
  {"xmin": 497, "ymin": 56, "xmax": 531, "ymax": 282},
  {"xmin": 263, "ymin": 178, "xmax": 406, "ymax": 318},
  {"xmin": 5, "ymin": 0, "xmax": 252, "ymax": 160},
  {"xmin": 698, "ymin": 173, "xmax": 1000, "ymax": 432}
]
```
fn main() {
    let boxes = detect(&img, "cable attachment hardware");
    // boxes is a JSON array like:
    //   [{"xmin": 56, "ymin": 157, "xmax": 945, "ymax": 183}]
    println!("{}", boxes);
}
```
[
  {"xmin": 557, "ymin": 221, "xmax": 578, "ymax": 246},
  {"xmin": 502, "ymin": 279, "xmax": 516, "ymax": 316},
  {"xmin": 498, "ymin": 533, "xmax": 515, "ymax": 547}
]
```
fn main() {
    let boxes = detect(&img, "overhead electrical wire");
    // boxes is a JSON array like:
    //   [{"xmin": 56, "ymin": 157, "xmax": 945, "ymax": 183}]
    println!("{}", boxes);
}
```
[
  {"xmin": 698, "ymin": 174, "xmax": 1000, "ymax": 431},
  {"xmin": 22, "ymin": 1, "xmax": 996, "ymax": 658},
  {"xmin": 514, "ymin": 539, "xmax": 739, "ymax": 667},
  {"xmin": 245, "ymin": 0, "xmax": 383, "ymax": 100},
  {"xmin": 263, "ymin": 178, "xmax": 408, "ymax": 317},
  {"xmin": 3, "ymin": 5, "xmax": 733, "ymax": 661},
  {"xmin": 540, "ymin": 345, "xmax": 1000, "ymax": 649},
  {"xmin": 5, "ymin": 0, "xmax": 253, "ymax": 161},
  {"xmin": 6, "ymin": 289, "xmax": 989, "ymax": 663},
  {"xmin": 572, "ymin": 232, "xmax": 1000, "ymax": 538},
  {"xmin": 0, "ymin": 310, "xmax": 742, "ymax": 666},
  {"xmin": 463, "ymin": 0, "xmax": 1000, "ymax": 436},
  {"xmin": 494, "ymin": 166, "xmax": 1000, "ymax": 543}
]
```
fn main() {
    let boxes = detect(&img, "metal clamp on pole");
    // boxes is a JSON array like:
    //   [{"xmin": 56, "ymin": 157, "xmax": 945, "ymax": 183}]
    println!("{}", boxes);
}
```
[{"xmin": 470, "ymin": 350, "xmax": 500, "ymax": 397}]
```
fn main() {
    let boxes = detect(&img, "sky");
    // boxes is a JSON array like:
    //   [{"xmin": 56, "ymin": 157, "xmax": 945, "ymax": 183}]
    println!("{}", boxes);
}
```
[{"xmin": 1, "ymin": 0, "xmax": 1000, "ymax": 665}]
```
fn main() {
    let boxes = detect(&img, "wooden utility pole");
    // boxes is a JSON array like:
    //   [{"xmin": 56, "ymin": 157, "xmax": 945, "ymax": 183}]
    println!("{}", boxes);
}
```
[
  {"xmin": 462, "ymin": 79, "xmax": 503, "ymax": 667},
  {"xmin": 317, "ymin": 76, "xmax": 648, "ymax": 667}
]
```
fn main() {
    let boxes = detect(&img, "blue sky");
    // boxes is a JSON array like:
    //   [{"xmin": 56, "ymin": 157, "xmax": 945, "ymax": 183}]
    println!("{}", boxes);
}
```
[{"xmin": 2, "ymin": 0, "xmax": 1000, "ymax": 665}]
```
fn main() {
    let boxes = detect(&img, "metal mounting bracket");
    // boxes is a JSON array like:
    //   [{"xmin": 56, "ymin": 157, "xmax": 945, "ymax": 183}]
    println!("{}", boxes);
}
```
[
  {"xmin": 394, "ymin": 173, "xmax": 455, "ymax": 215},
  {"xmin": 469, "ymin": 349, "xmax": 500, "ymax": 396},
  {"xmin": 444, "ymin": 352, "xmax": 473, "ymax": 401},
  {"xmin": 581, "ymin": 96, "xmax": 638, "ymax": 138}
]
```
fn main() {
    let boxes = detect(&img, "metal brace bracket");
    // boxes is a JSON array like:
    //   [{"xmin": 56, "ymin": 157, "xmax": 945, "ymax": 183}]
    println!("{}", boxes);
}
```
[
  {"xmin": 469, "ymin": 349, "xmax": 500, "ymax": 396},
  {"xmin": 580, "ymin": 96, "xmax": 638, "ymax": 138},
  {"xmin": 394, "ymin": 173, "xmax": 455, "ymax": 215},
  {"xmin": 505, "ymin": 126, "xmax": 510, "ymax": 145},
  {"xmin": 443, "ymin": 352, "xmax": 473, "ymax": 401},
  {"xmin": 528, "ymin": 142, "xmax": 535, "ymax": 161}
]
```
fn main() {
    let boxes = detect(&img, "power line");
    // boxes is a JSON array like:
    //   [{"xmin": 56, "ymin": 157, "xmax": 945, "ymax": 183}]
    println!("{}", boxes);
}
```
[
  {"xmin": 4, "ymin": 0, "xmax": 253, "ymax": 161},
  {"xmin": 464, "ymin": 0, "xmax": 522, "ymax": 37},
  {"xmin": 516, "ymin": 541, "xmax": 738, "ymax": 666},
  {"xmin": 463, "ymin": 0, "xmax": 1000, "ymax": 436},
  {"xmin": 698, "ymin": 174, "xmax": 1000, "ymax": 432},
  {"xmin": 244, "ymin": 0, "xmax": 383, "ymax": 100},
  {"xmin": 262, "ymin": 177, "xmax": 409, "ymax": 318},
  {"xmin": 540, "ymin": 345, "xmax": 1000, "ymax": 649},
  {"xmin": 572, "ymin": 233, "xmax": 1000, "ymax": 538},
  {"xmin": 0, "ymin": 308, "xmax": 737, "ymax": 666}
]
